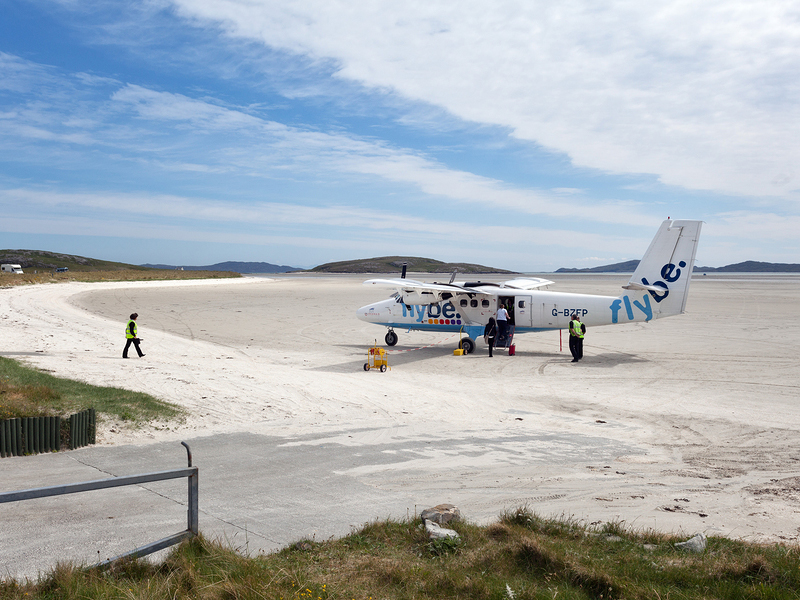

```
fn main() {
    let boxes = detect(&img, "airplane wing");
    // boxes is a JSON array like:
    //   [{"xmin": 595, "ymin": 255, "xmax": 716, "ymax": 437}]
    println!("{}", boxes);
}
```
[
  {"xmin": 363, "ymin": 278, "xmax": 459, "ymax": 292},
  {"xmin": 364, "ymin": 277, "xmax": 477, "ymax": 305},
  {"xmin": 499, "ymin": 277, "xmax": 554, "ymax": 290},
  {"xmin": 364, "ymin": 276, "xmax": 554, "ymax": 304}
]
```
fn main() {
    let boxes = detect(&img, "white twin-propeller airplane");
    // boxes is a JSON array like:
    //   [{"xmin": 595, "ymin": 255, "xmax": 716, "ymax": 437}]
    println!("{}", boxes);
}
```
[{"xmin": 356, "ymin": 219, "xmax": 702, "ymax": 354}]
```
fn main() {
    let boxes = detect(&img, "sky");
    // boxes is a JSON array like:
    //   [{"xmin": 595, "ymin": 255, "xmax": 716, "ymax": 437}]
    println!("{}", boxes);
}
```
[{"xmin": 1, "ymin": 0, "xmax": 799, "ymax": 271}]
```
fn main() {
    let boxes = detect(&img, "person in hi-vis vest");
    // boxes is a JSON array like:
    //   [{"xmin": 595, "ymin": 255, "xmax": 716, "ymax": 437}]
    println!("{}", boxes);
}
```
[
  {"xmin": 123, "ymin": 313, "xmax": 145, "ymax": 358},
  {"xmin": 568, "ymin": 314, "xmax": 585, "ymax": 363}
]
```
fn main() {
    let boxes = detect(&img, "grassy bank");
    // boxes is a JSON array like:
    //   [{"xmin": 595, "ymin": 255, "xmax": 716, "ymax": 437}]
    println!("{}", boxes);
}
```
[
  {"xmin": 2, "ymin": 510, "xmax": 799, "ymax": 598},
  {"xmin": 0, "ymin": 356, "xmax": 181, "ymax": 424},
  {"xmin": 0, "ymin": 269, "xmax": 240, "ymax": 287}
]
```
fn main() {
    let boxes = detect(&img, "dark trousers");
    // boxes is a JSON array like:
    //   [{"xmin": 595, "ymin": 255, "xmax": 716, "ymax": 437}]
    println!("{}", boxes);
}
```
[
  {"xmin": 569, "ymin": 335, "xmax": 581, "ymax": 361},
  {"xmin": 123, "ymin": 338, "xmax": 143, "ymax": 358},
  {"xmin": 497, "ymin": 320, "xmax": 508, "ymax": 345},
  {"xmin": 488, "ymin": 336, "xmax": 495, "ymax": 357}
]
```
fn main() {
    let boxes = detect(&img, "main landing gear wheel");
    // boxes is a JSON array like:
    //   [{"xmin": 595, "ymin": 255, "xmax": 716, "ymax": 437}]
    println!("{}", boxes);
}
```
[
  {"xmin": 385, "ymin": 330, "xmax": 398, "ymax": 346},
  {"xmin": 459, "ymin": 337, "xmax": 475, "ymax": 354}
]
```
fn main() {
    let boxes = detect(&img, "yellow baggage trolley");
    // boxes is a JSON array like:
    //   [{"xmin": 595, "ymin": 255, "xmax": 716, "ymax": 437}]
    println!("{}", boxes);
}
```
[{"xmin": 364, "ymin": 344, "xmax": 390, "ymax": 372}]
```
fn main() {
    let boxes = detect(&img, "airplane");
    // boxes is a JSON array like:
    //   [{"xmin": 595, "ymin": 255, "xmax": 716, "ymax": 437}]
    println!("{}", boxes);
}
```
[{"xmin": 356, "ymin": 219, "xmax": 702, "ymax": 354}]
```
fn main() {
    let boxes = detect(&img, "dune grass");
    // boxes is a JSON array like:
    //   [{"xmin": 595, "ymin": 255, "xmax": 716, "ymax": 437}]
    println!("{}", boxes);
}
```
[
  {"xmin": 0, "ymin": 356, "xmax": 181, "ymax": 424},
  {"xmin": 0, "ymin": 269, "xmax": 240, "ymax": 287},
  {"xmin": 2, "ymin": 509, "xmax": 799, "ymax": 598}
]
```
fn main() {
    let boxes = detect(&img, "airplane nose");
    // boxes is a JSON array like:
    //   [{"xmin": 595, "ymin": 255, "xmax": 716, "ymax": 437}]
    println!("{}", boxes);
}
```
[{"xmin": 356, "ymin": 304, "xmax": 374, "ymax": 322}]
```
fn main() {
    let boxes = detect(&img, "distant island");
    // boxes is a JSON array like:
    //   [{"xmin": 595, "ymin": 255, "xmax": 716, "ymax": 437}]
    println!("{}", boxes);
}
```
[
  {"xmin": 556, "ymin": 260, "xmax": 800, "ymax": 273},
  {"xmin": 306, "ymin": 256, "xmax": 515, "ymax": 274},
  {"xmin": 694, "ymin": 261, "xmax": 800, "ymax": 273},
  {"xmin": 141, "ymin": 261, "xmax": 297, "ymax": 274},
  {"xmin": 555, "ymin": 260, "xmax": 640, "ymax": 273},
  {"xmin": 4, "ymin": 249, "xmax": 798, "ymax": 276}
]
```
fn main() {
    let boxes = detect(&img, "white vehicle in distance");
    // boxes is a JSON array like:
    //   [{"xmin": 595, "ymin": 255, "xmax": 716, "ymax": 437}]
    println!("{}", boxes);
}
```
[{"xmin": 1, "ymin": 264, "xmax": 24, "ymax": 274}]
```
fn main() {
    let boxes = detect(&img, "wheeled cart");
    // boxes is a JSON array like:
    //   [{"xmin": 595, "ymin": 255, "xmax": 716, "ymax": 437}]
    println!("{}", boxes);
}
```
[{"xmin": 364, "ymin": 346, "xmax": 390, "ymax": 372}]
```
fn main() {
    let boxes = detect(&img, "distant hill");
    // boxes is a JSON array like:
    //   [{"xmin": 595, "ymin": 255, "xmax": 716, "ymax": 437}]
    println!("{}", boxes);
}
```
[
  {"xmin": 555, "ymin": 260, "xmax": 640, "ymax": 273},
  {"xmin": 0, "ymin": 249, "xmax": 151, "ymax": 272},
  {"xmin": 694, "ymin": 261, "xmax": 800, "ymax": 273},
  {"xmin": 308, "ymin": 256, "xmax": 515, "ymax": 274},
  {"xmin": 0, "ymin": 251, "xmax": 296, "ymax": 274},
  {"xmin": 141, "ymin": 261, "xmax": 297, "ymax": 273},
  {"xmin": 556, "ymin": 259, "xmax": 800, "ymax": 273}
]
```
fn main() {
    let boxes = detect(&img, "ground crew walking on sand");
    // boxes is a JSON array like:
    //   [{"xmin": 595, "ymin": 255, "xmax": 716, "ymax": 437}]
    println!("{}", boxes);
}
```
[
  {"xmin": 123, "ymin": 313, "xmax": 145, "ymax": 359},
  {"xmin": 568, "ymin": 313, "xmax": 585, "ymax": 363}
]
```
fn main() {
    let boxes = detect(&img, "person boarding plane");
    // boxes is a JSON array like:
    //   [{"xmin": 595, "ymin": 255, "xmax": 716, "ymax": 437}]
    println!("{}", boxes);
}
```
[{"xmin": 356, "ymin": 219, "xmax": 702, "ymax": 354}]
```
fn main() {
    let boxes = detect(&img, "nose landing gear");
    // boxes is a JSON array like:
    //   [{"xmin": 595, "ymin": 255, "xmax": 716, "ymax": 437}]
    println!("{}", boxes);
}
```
[{"xmin": 458, "ymin": 337, "xmax": 475, "ymax": 354}]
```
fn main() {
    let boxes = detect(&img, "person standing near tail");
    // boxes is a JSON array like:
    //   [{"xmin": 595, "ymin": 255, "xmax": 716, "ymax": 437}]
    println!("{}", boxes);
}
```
[
  {"xmin": 568, "ymin": 313, "xmax": 585, "ymax": 362},
  {"xmin": 123, "ymin": 313, "xmax": 145, "ymax": 359}
]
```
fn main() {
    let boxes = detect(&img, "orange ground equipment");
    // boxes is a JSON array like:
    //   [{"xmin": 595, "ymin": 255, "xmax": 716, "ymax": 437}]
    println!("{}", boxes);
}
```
[{"xmin": 364, "ymin": 344, "xmax": 390, "ymax": 372}]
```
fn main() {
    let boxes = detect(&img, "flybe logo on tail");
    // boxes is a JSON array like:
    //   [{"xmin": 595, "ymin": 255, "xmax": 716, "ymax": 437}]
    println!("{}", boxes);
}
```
[
  {"xmin": 641, "ymin": 261, "xmax": 687, "ymax": 303},
  {"xmin": 609, "ymin": 261, "xmax": 687, "ymax": 323}
]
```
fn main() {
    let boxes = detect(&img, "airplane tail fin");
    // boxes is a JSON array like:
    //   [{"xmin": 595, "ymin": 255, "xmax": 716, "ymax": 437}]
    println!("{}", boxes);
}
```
[{"xmin": 623, "ymin": 220, "xmax": 703, "ymax": 318}]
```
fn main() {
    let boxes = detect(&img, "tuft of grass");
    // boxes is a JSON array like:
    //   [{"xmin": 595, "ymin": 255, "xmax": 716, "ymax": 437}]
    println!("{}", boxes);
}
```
[
  {"xmin": 4, "ymin": 514, "xmax": 800, "ymax": 599},
  {"xmin": 0, "ymin": 356, "xmax": 182, "ymax": 425},
  {"xmin": 0, "ymin": 381, "xmax": 61, "ymax": 419}
]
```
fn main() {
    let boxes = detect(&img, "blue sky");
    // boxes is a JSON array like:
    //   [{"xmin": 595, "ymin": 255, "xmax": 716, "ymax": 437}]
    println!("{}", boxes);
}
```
[{"xmin": 2, "ymin": 0, "xmax": 799, "ymax": 271}]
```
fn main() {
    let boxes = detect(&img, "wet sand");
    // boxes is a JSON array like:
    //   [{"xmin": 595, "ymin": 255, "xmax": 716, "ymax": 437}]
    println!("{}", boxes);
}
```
[{"xmin": 2, "ymin": 273, "xmax": 800, "ymax": 552}]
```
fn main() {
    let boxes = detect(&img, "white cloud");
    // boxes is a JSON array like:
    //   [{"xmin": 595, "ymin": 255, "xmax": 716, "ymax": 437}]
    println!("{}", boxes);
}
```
[
  {"xmin": 709, "ymin": 211, "xmax": 800, "ymax": 242},
  {"xmin": 109, "ymin": 84, "xmax": 654, "ymax": 225},
  {"xmin": 2, "ymin": 67, "xmax": 657, "ymax": 226},
  {"xmin": 0, "ymin": 187, "xmax": 638, "ymax": 255},
  {"xmin": 168, "ymin": 0, "xmax": 800, "ymax": 199}
]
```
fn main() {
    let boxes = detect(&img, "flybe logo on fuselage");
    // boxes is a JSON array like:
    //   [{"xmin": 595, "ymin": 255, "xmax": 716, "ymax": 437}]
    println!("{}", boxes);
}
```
[
  {"xmin": 609, "ymin": 261, "xmax": 687, "ymax": 323},
  {"xmin": 401, "ymin": 302, "xmax": 463, "ymax": 325}
]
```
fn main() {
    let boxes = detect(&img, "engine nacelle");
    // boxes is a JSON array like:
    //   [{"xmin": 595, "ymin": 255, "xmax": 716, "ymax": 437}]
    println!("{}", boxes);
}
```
[{"xmin": 399, "ymin": 290, "xmax": 439, "ymax": 305}]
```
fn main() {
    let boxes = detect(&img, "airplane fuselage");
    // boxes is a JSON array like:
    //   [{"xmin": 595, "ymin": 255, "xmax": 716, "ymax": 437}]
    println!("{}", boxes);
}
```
[
  {"xmin": 356, "ymin": 220, "xmax": 702, "ymax": 353},
  {"xmin": 357, "ymin": 288, "xmax": 656, "ymax": 335}
]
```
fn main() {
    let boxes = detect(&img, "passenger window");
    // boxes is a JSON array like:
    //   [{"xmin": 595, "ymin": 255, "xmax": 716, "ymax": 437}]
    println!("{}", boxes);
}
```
[
  {"xmin": 470, "ymin": 299, "xmax": 478, "ymax": 308},
  {"xmin": 518, "ymin": 300, "xmax": 526, "ymax": 308},
  {"xmin": 481, "ymin": 299, "xmax": 490, "ymax": 308},
  {"xmin": 460, "ymin": 299, "xmax": 468, "ymax": 307}
]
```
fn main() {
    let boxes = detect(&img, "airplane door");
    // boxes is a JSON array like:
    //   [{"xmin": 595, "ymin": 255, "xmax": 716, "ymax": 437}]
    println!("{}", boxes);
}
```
[
  {"xmin": 515, "ymin": 296, "xmax": 533, "ymax": 327},
  {"xmin": 539, "ymin": 303, "xmax": 559, "ymax": 328}
]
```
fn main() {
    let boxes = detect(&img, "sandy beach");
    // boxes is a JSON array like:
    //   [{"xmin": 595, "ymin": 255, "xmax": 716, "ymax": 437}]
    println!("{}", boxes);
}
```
[{"xmin": 2, "ymin": 273, "xmax": 800, "ymax": 575}]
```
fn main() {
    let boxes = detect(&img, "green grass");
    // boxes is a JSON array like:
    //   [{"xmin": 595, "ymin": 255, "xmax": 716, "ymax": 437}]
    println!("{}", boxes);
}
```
[
  {"xmin": 0, "ymin": 356, "xmax": 182, "ymax": 424},
  {"xmin": 3, "ymin": 510, "xmax": 800, "ymax": 599},
  {"xmin": 0, "ymin": 268, "xmax": 240, "ymax": 287},
  {"xmin": 0, "ymin": 249, "xmax": 150, "ymax": 272}
]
